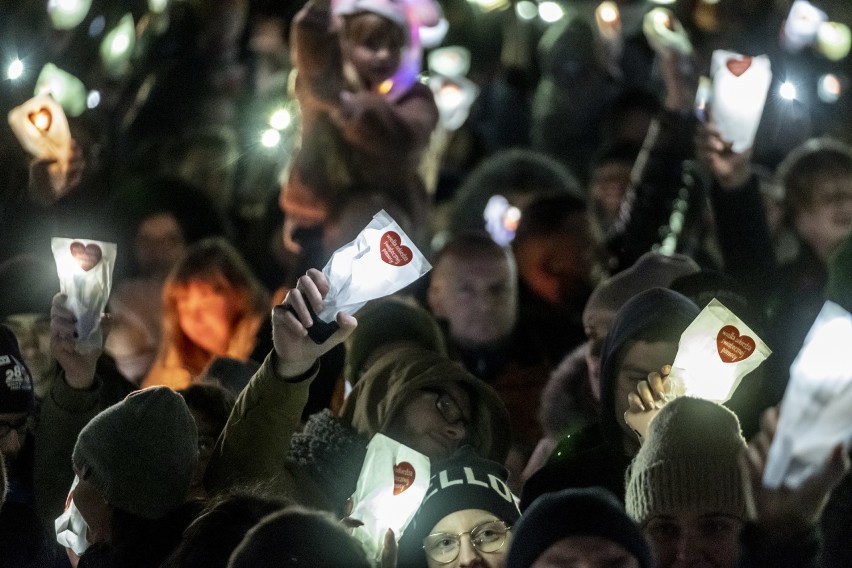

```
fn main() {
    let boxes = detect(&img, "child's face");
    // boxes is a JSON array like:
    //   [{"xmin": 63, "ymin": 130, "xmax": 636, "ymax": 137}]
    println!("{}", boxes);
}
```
[{"xmin": 344, "ymin": 13, "xmax": 405, "ymax": 89}]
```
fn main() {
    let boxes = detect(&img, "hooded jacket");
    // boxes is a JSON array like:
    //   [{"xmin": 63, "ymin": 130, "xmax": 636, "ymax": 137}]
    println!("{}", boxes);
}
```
[{"xmin": 206, "ymin": 346, "xmax": 510, "ymax": 514}]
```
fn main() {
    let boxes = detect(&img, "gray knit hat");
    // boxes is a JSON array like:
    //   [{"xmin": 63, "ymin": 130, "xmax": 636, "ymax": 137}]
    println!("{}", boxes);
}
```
[
  {"xmin": 72, "ymin": 386, "xmax": 199, "ymax": 519},
  {"xmin": 625, "ymin": 397, "xmax": 749, "ymax": 526}
]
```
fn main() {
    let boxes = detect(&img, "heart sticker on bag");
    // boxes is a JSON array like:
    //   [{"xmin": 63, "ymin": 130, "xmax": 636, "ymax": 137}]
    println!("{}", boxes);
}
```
[
  {"xmin": 380, "ymin": 231, "xmax": 413, "ymax": 267},
  {"xmin": 393, "ymin": 461, "xmax": 415, "ymax": 495},
  {"xmin": 725, "ymin": 57, "xmax": 752, "ymax": 77},
  {"xmin": 717, "ymin": 325, "xmax": 756, "ymax": 363},
  {"xmin": 70, "ymin": 242, "xmax": 103, "ymax": 271},
  {"xmin": 28, "ymin": 108, "xmax": 53, "ymax": 133}
]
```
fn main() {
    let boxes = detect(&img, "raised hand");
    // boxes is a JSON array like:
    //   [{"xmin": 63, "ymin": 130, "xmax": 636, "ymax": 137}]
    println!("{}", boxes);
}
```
[
  {"xmin": 695, "ymin": 119, "xmax": 753, "ymax": 190},
  {"xmin": 271, "ymin": 268, "xmax": 357, "ymax": 377},
  {"xmin": 50, "ymin": 293, "xmax": 101, "ymax": 390}
]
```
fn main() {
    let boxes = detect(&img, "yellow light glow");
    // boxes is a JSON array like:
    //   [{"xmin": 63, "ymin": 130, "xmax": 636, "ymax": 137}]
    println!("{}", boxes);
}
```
[
  {"xmin": 31, "ymin": 109, "xmax": 52, "ymax": 132},
  {"xmin": 817, "ymin": 22, "xmax": 851, "ymax": 61},
  {"xmin": 378, "ymin": 80, "xmax": 393, "ymax": 95},
  {"xmin": 597, "ymin": 2, "xmax": 619, "ymax": 24}
]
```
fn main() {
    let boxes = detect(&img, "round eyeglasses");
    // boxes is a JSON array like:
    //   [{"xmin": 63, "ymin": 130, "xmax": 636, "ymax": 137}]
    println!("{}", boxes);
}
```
[{"xmin": 422, "ymin": 519, "xmax": 511, "ymax": 564}]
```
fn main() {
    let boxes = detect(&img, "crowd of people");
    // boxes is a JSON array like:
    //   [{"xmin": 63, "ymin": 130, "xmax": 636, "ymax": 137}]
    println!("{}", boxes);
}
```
[{"xmin": 1, "ymin": 0, "xmax": 852, "ymax": 566}]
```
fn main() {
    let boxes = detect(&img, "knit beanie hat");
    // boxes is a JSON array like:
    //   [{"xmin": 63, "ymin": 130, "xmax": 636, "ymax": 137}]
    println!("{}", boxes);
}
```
[
  {"xmin": 598, "ymin": 288, "xmax": 699, "ymax": 447},
  {"xmin": 507, "ymin": 487, "xmax": 653, "ymax": 568},
  {"xmin": 583, "ymin": 251, "xmax": 700, "ymax": 338},
  {"xmin": 0, "ymin": 325, "xmax": 35, "ymax": 413},
  {"xmin": 625, "ymin": 397, "xmax": 749, "ymax": 526},
  {"xmin": 72, "ymin": 386, "xmax": 199, "ymax": 519},
  {"xmin": 397, "ymin": 446, "xmax": 521, "ymax": 567},
  {"xmin": 344, "ymin": 299, "xmax": 447, "ymax": 386}
]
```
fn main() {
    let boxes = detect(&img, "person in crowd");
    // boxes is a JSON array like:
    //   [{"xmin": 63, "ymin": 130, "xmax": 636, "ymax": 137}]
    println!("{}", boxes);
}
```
[
  {"xmin": 281, "ymin": 0, "xmax": 439, "ymax": 255},
  {"xmin": 624, "ymin": 391, "xmax": 849, "ymax": 568},
  {"xmin": 142, "ymin": 238, "xmax": 270, "ymax": 391},
  {"xmin": 512, "ymin": 193, "xmax": 607, "ymax": 368},
  {"xmin": 397, "ymin": 446, "xmax": 522, "ymax": 568},
  {"xmin": 162, "ymin": 490, "xmax": 291, "ymax": 568},
  {"xmin": 521, "ymin": 288, "xmax": 699, "ymax": 509},
  {"xmin": 428, "ymin": 231, "xmax": 552, "ymax": 478},
  {"xmin": 0, "ymin": 324, "xmax": 55, "ymax": 567},
  {"xmin": 205, "ymin": 268, "xmax": 511, "ymax": 518},
  {"xmin": 338, "ymin": 297, "xmax": 447, "ymax": 411},
  {"xmin": 588, "ymin": 143, "xmax": 641, "ymax": 235},
  {"xmin": 227, "ymin": 506, "xmax": 372, "ymax": 568},
  {"xmin": 506, "ymin": 487, "xmax": 655, "ymax": 568},
  {"xmin": 179, "ymin": 384, "xmax": 236, "ymax": 500},
  {"xmin": 106, "ymin": 176, "xmax": 229, "ymax": 381}
]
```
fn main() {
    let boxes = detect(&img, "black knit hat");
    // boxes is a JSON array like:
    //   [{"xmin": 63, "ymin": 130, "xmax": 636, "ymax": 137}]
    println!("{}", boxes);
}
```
[
  {"xmin": 506, "ymin": 487, "xmax": 654, "ymax": 568},
  {"xmin": 397, "ymin": 446, "xmax": 521, "ymax": 568},
  {"xmin": 0, "ymin": 325, "xmax": 35, "ymax": 414}
]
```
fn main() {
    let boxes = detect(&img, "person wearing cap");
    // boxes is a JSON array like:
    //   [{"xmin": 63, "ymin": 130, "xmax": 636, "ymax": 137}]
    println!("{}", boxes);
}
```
[
  {"xmin": 280, "ymin": 0, "xmax": 439, "ymax": 256},
  {"xmin": 397, "ymin": 446, "xmax": 522, "ymax": 568},
  {"xmin": 206, "ymin": 268, "xmax": 511, "ymax": 518},
  {"xmin": 521, "ymin": 288, "xmax": 699, "ymax": 509},
  {"xmin": 506, "ymin": 487, "xmax": 654, "ymax": 568}
]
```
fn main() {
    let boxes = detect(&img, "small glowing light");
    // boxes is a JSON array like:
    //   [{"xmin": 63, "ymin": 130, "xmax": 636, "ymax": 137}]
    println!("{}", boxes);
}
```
[
  {"xmin": 100, "ymin": 14, "xmax": 136, "ymax": 77},
  {"xmin": 439, "ymin": 83, "xmax": 464, "ymax": 109},
  {"xmin": 817, "ymin": 22, "xmax": 851, "ymax": 61},
  {"xmin": 86, "ymin": 90, "xmax": 101, "ymax": 109},
  {"xmin": 7, "ymin": 59, "xmax": 24, "ymax": 80},
  {"xmin": 47, "ymin": 0, "xmax": 92, "ymax": 30},
  {"xmin": 261, "ymin": 128, "xmax": 281, "ymax": 148},
  {"xmin": 378, "ymin": 79, "xmax": 393, "ymax": 95},
  {"xmin": 472, "ymin": 0, "xmax": 509, "ymax": 12},
  {"xmin": 147, "ymin": 0, "xmax": 169, "ymax": 14},
  {"xmin": 89, "ymin": 15, "xmax": 106, "ymax": 36},
  {"xmin": 779, "ymin": 81, "xmax": 797, "ymax": 100},
  {"xmin": 539, "ymin": 1, "xmax": 565, "ymax": 23},
  {"xmin": 269, "ymin": 108, "xmax": 291, "ymax": 130},
  {"xmin": 597, "ymin": 2, "xmax": 619, "ymax": 24},
  {"xmin": 818, "ymin": 74, "xmax": 842, "ymax": 103},
  {"xmin": 111, "ymin": 32, "xmax": 130, "ymax": 56},
  {"xmin": 516, "ymin": 0, "xmax": 537, "ymax": 21},
  {"xmin": 650, "ymin": 0, "xmax": 676, "ymax": 4},
  {"xmin": 30, "ymin": 109, "xmax": 52, "ymax": 132}
]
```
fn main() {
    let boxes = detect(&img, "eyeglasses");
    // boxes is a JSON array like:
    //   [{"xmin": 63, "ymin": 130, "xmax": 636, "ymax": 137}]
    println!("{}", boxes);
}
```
[
  {"xmin": 422, "ymin": 520, "xmax": 511, "ymax": 564},
  {"xmin": 424, "ymin": 388, "xmax": 468, "ymax": 427},
  {"xmin": 0, "ymin": 416, "xmax": 33, "ymax": 438}
]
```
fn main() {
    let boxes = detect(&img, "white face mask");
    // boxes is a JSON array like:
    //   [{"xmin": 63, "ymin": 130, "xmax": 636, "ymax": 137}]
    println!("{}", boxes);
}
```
[{"xmin": 55, "ymin": 475, "xmax": 91, "ymax": 556}]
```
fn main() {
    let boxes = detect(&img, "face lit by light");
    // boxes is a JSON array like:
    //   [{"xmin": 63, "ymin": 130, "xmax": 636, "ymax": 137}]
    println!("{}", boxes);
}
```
[
  {"xmin": 261, "ymin": 128, "xmax": 281, "ymax": 148},
  {"xmin": 538, "ymin": 1, "xmax": 565, "ymax": 23},
  {"xmin": 269, "ymin": 108, "xmax": 291, "ymax": 130},
  {"xmin": 7, "ymin": 59, "xmax": 23, "ymax": 80},
  {"xmin": 779, "ymin": 81, "xmax": 797, "ymax": 100}
]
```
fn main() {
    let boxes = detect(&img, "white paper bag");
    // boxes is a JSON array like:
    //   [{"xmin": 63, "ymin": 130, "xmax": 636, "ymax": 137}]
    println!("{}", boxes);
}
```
[
  {"xmin": 51, "ymin": 237, "xmax": 117, "ymax": 354},
  {"xmin": 763, "ymin": 302, "xmax": 852, "ymax": 489},
  {"xmin": 782, "ymin": 0, "xmax": 827, "ymax": 52},
  {"xmin": 317, "ymin": 210, "xmax": 431, "ymax": 323},
  {"xmin": 8, "ymin": 94, "xmax": 72, "ymax": 196},
  {"xmin": 709, "ymin": 50, "xmax": 772, "ymax": 153},
  {"xmin": 55, "ymin": 475, "xmax": 91, "ymax": 556},
  {"xmin": 665, "ymin": 298, "xmax": 771, "ymax": 404},
  {"xmin": 349, "ymin": 434, "xmax": 431, "ymax": 564},
  {"xmin": 643, "ymin": 8, "xmax": 692, "ymax": 56}
]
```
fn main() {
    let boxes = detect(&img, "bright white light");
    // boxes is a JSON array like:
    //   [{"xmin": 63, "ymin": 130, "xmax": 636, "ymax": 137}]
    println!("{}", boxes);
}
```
[
  {"xmin": 818, "ymin": 74, "xmax": 842, "ymax": 103},
  {"xmin": 597, "ymin": 2, "xmax": 619, "ymax": 24},
  {"xmin": 539, "ymin": 1, "xmax": 564, "ymax": 23},
  {"xmin": 261, "ymin": 128, "xmax": 281, "ymax": 148},
  {"xmin": 472, "ymin": 0, "xmax": 509, "ymax": 12},
  {"xmin": 269, "ymin": 108, "xmax": 291, "ymax": 130},
  {"xmin": 7, "ymin": 59, "xmax": 24, "ymax": 80},
  {"xmin": 111, "ymin": 32, "xmax": 131, "ymax": 56},
  {"xmin": 148, "ymin": 0, "xmax": 169, "ymax": 14},
  {"xmin": 650, "ymin": 0, "xmax": 676, "ymax": 4},
  {"xmin": 779, "ymin": 81, "xmax": 798, "ymax": 100},
  {"xmin": 516, "ymin": 0, "xmax": 538, "ymax": 20},
  {"xmin": 87, "ymin": 90, "xmax": 101, "ymax": 109}
]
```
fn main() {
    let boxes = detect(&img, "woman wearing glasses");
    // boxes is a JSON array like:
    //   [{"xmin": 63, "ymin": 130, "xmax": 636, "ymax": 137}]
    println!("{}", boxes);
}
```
[{"xmin": 397, "ymin": 446, "xmax": 521, "ymax": 567}]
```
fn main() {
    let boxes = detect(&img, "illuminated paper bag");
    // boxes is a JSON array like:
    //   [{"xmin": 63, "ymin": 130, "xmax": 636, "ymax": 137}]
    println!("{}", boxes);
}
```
[
  {"xmin": 306, "ymin": 210, "xmax": 431, "ymax": 343},
  {"xmin": 349, "ymin": 434, "xmax": 430, "ymax": 564},
  {"xmin": 429, "ymin": 74, "xmax": 479, "ymax": 132},
  {"xmin": 642, "ymin": 8, "xmax": 692, "ymax": 56},
  {"xmin": 8, "ymin": 94, "xmax": 72, "ymax": 195},
  {"xmin": 665, "ymin": 298, "xmax": 771, "ymax": 404},
  {"xmin": 782, "ymin": 0, "xmax": 826, "ymax": 52},
  {"xmin": 55, "ymin": 475, "xmax": 90, "ymax": 556},
  {"xmin": 710, "ymin": 50, "xmax": 772, "ymax": 153},
  {"xmin": 763, "ymin": 302, "xmax": 852, "ymax": 489},
  {"xmin": 51, "ymin": 237, "xmax": 117, "ymax": 354}
]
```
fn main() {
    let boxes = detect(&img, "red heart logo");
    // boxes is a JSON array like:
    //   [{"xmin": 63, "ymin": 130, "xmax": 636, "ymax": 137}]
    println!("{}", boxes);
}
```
[
  {"xmin": 716, "ymin": 325, "xmax": 756, "ymax": 363},
  {"xmin": 725, "ymin": 57, "xmax": 753, "ymax": 77},
  {"xmin": 393, "ymin": 461, "xmax": 415, "ymax": 495},
  {"xmin": 380, "ymin": 231, "xmax": 413, "ymax": 267},
  {"xmin": 28, "ymin": 107, "xmax": 53, "ymax": 133},
  {"xmin": 70, "ymin": 242, "xmax": 103, "ymax": 272}
]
